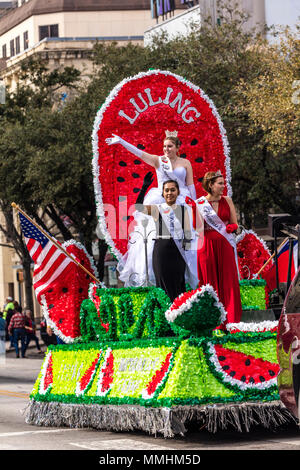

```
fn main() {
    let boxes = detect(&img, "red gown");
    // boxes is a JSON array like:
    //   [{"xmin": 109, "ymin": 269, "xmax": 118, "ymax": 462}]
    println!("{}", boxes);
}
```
[{"xmin": 197, "ymin": 196, "xmax": 242, "ymax": 326}]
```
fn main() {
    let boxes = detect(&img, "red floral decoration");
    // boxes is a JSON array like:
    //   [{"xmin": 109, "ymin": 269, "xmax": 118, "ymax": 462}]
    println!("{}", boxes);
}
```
[
  {"xmin": 236, "ymin": 231, "xmax": 273, "ymax": 279},
  {"xmin": 93, "ymin": 70, "xmax": 231, "ymax": 258}
]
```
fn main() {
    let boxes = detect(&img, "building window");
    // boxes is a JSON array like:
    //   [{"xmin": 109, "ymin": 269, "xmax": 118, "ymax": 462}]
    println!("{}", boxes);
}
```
[
  {"xmin": 23, "ymin": 31, "xmax": 29, "ymax": 50},
  {"xmin": 39, "ymin": 24, "xmax": 59, "ymax": 41},
  {"xmin": 2, "ymin": 44, "xmax": 7, "ymax": 58},
  {"xmin": 10, "ymin": 39, "xmax": 15, "ymax": 57},
  {"xmin": 15, "ymin": 36, "xmax": 20, "ymax": 54}
]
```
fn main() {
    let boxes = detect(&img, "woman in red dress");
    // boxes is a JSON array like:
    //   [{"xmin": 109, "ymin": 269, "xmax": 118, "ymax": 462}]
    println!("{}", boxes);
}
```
[{"xmin": 196, "ymin": 171, "xmax": 242, "ymax": 327}]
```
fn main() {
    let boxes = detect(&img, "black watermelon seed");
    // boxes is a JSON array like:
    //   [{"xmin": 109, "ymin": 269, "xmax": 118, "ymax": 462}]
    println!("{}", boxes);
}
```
[
  {"xmin": 86, "ymin": 274, "xmax": 90, "ymax": 279},
  {"xmin": 137, "ymin": 144, "xmax": 145, "ymax": 150},
  {"xmin": 195, "ymin": 157, "xmax": 203, "ymax": 163},
  {"xmin": 198, "ymin": 177, "xmax": 203, "ymax": 182},
  {"xmin": 241, "ymin": 375, "xmax": 246, "ymax": 382},
  {"xmin": 79, "ymin": 288, "xmax": 83, "ymax": 293},
  {"xmin": 191, "ymin": 139, "xmax": 198, "ymax": 146},
  {"xmin": 132, "ymin": 173, "xmax": 140, "ymax": 178},
  {"xmin": 245, "ymin": 359, "xmax": 251, "ymax": 366},
  {"xmin": 222, "ymin": 365, "xmax": 230, "ymax": 371},
  {"xmin": 48, "ymin": 304, "xmax": 54, "ymax": 309},
  {"xmin": 229, "ymin": 371, "xmax": 236, "ymax": 377},
  {"xmin": 134, "ymin": 159, "xmax": 142, "ymax": 165},
  {"xmin": 58, "ymin": 318, "xmax": 63, "ymax": 324},
  {"xmin": 218, "ymin": 356, "xmax": 226, "ymax": 361},
  {"xmin": 117, "ymin": 177, "xmax": 125, "ymax": 182},
  {"xmin": 48, "ymin": 288, "xmax": 53, "ymax": 293},
  {"xmin": 238, "ymin": 251, "xmax": 244, "ymax": 258},
  {"xmin": 119, "ymin": 196, "xmax": 126, "ymax": 202},
  {"xmin": 269, "ymin": 370, "xmax": 275, "ymax": 376},
  {"xmin": 133, "ymin": 188, "xmax": 140, "ymax": 193},
  {"xmin": 259, "ymin": 376, "xmax": 265, "ymax": 382},
  {"xmin": 62, "ymin": 287, "xmax": 68, "ymax": 293},
  {"xmin": 119, "ymin": 161, "xmax": 127, "ymax": 167},
  {"xmin": 249, "ymin": 377, "xmax": 255, "ymax": 383},
  {"xmin": 180, "ymin": 153, "xmax": 187, "ymax": 159},
  {"xmin": 122, "ymin": 216, "xmax": 131, "ymax": 221}
]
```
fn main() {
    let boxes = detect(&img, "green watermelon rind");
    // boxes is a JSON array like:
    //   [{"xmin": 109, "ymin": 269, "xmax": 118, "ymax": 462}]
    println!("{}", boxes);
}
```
[{"xmin": 206, "ymin": 341, "xmax": 278, "ymax": 392}]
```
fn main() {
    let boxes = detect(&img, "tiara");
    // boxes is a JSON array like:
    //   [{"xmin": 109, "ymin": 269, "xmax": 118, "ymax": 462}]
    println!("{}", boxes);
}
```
[
  {"xmin": 165, "ymin": 130, "xmax": 178, "ymax": 138},
  {"xmin": 207, "ymin": 170, "xmax": 222, "ymax": 180}
]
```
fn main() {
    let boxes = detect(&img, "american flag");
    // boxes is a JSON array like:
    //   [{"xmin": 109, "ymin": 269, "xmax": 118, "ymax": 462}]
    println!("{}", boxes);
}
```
[{"xmin": 19, "ymin": 212, "xmax": 74, "ymax": 302}]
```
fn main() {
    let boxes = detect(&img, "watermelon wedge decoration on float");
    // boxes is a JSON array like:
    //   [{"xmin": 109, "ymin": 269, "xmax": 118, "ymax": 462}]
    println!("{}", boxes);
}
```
[
  {"xmin": 39, "ymin": 352, "xmax": 53, "ymax": 395},
  {"xmin": 165, "ymin": 284, "xmax": 227, "ymax": 335},
  {"xmin": 40, "ymin": 241, "xmax": 100, "ymax": 344},
  {"xmin": 92, "ymin": 70, "xmax": 232, "ymax": 260},
  {"xmin": 76, "ymin": 351, "xmax": 102, "ymax": 396},
  {"xmin": 236, "ymin": 229, "xmax": 273, "ymax": 280},
  {"xmin": 208, "ymin": 343, "xmax": 279, "ymax": 391}
]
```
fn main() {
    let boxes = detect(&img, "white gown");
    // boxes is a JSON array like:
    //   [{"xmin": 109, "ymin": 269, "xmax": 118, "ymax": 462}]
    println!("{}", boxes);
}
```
[{"xmin": 117, "ymin": 156, "xmax": 197, "ymax": 288}]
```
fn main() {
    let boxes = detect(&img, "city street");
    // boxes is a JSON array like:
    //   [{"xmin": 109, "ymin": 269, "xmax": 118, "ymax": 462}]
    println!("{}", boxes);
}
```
[{"xmin": 1, "ymin": 343, "xmax": 300, "ymax": 457}]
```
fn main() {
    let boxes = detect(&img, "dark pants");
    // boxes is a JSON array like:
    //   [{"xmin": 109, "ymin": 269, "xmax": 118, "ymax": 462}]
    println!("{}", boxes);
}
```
[
  {"xmin": 25, "ymin": 333, "xmax": 41, "ymax": 352},
  {"xmin": 12, "ymin": 328, "xmax": 26, "ymax": 357}
]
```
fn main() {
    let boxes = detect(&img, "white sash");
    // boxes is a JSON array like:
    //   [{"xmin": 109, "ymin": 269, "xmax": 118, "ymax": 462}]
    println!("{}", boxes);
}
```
[
  {"xmin": 195, "ymin": 196, "xmax": 240, "ymax": 279},
  {"xmin": 159, "ymin": 156, "xmax": 182, "ymax": 188},
  {"xmin": 157, "ymin": 203, "xmax": 198, "ymax": 289}
]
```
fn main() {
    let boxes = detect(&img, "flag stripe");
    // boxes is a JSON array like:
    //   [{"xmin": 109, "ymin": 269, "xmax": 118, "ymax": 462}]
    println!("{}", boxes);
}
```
[
  {"xmin": 33, "ymin": 244, "xmax": 63, "ymax": 279},
  {"xmin": 34, "ymin": 258, "xmax": 72, "ymax": 299},
  {"xmin": 18, "ymin": 211, "xmax": 75, "ymax": 305}
]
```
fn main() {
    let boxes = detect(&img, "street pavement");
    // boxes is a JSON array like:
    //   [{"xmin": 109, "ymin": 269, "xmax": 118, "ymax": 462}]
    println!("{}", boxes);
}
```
[{"xmin": 1, "ymin": 341, "xmax": 300, "ymax": 459}]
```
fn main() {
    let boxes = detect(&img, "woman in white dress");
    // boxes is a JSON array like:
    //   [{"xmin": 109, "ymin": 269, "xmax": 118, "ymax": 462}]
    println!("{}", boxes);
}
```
[{"xmin": 105, "ymin": 131, "xmax": 197, "ymax": 287}]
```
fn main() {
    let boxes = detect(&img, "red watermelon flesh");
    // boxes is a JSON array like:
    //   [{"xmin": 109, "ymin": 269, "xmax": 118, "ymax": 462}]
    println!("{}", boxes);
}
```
[
  {"xmin": 40, "ymin": 352, "xmax": 53, "ymax": 394},
  {"xmin": 41, "ymin": 242, "xmax": 98, "ymax": 343},
  {"xmin": 76, "ymin": 352, "xmax": 102, "ymax": 395},
  {"xmin": 143, "ymin": 352, "xmax": 173, "ymax": 398},
  {"xmin": 97, "ymin": 349, "xmax": 114, "ymax": 395},
  {"xmin": 94, "ymin": 70, "xmax": 231, "ymax": 257},
  {"xmin": 212, "ymin": 344, "xmax": 279, "ymax": 388}
]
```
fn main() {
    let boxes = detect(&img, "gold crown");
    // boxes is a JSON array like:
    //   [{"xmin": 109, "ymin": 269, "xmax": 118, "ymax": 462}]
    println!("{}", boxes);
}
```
[{"xmin": 165, "ymin": 130, "xmax": 178, "ymax": 138}]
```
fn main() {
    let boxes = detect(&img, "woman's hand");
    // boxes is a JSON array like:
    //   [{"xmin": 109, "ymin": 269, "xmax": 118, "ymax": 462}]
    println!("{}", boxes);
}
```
[{"xmin": 105, "ymin": 134, "xmax": 121, "ymax": 145}]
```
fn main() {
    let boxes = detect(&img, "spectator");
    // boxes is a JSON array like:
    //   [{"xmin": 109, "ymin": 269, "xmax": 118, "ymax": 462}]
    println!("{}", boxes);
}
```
[
  {"xmin": 5, "ymin": 308, "xmax": 15, "ymax": 346},
  {"xmin": 0, "ymin": 312, "xmax": 5, "ymax": 341},
  {"xmin": 40, "ymin": 319, "xmax": 57, "ymax": 347},
  {"xmin": 24, "ymin": 309, "xmax": 42, "ymax": 354},
  {"xmin": 3, "ymin": 296, "xmax": 14, "ymax": 320},
  {"xmin": 8, "ymin": 306, "xmax": 26, "ymax": 358}
]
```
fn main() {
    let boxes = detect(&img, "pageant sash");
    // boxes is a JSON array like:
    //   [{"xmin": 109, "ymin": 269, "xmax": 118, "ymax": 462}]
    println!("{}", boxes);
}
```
[
  {"xmin": 157, "ymin": 203, "xmax": 198, "ymax": 289},
  {"xmin": 159, "ymin": 156, "xmax": 183, "ymax": 188},
  {"xmin": 195, "ymin": 196, "xmax": 240, "ymax": 279}
]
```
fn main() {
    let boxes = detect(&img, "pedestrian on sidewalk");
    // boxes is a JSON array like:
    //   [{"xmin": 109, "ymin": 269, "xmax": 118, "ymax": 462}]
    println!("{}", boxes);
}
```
[
  {"xmin": 8, "ymin": 306, "xmax": 26, "ymax": 358},
  {"xmin": 24, "ymin": 309, "xmax": 42, "ymax": 354},
  {"xmin": 0, "ymin": 312, "xmax": 5, "ymax": 342}
]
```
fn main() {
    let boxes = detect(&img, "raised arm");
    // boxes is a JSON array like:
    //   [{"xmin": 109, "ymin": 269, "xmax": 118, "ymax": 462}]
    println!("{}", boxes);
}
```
[
  {"xmin": 105, "ymin": 134, "xmax": 160, "ymax": 169},
  {"xmin": 185, "ymin": 160, "xmax": 196, "ymax": 199}
]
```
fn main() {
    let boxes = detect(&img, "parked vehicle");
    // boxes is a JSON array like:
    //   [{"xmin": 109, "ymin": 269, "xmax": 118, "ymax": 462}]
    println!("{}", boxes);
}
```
[{"xmin": 277, "ymin": 267, "xmax": 300, "ymax": 421}]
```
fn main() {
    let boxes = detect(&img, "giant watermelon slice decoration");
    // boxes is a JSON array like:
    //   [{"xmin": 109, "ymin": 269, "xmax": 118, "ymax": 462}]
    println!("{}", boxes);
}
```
[
  {"xmin": 208, "ymin": 342, "xmax": 279, "ymax": 391},
  {"xmin": 92, "ymin": 70, "xmax": 232, "ymax": 259},
  {"xmin": 40, "ymin": 240, "xmax": 101, "ymax": 344}
]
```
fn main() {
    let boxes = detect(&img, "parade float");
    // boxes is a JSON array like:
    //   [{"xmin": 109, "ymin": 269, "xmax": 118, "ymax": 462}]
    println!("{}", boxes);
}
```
[{"xmin": 24, "ymin": 70, "xmax": 297, "ymax": 437}]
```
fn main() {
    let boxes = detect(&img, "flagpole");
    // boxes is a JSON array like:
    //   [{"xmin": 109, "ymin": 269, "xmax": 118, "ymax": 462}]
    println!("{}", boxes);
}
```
[
  {"xmin": 11, "ymin": 202, "xmax": 101, "ymax": 285},
  {"xmin": 255, "ymin": 237, "xmax": 289, "ymax": 278}
]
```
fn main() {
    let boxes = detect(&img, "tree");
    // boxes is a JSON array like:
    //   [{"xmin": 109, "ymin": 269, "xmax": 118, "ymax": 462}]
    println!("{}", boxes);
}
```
[{"xmin": 0, "ymin": 58, "xmax": 81, "ymax": 311}]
